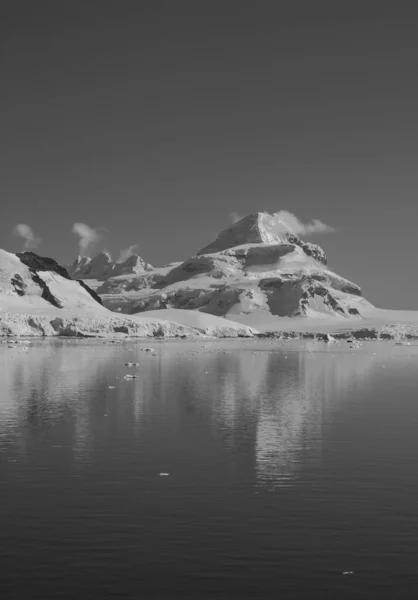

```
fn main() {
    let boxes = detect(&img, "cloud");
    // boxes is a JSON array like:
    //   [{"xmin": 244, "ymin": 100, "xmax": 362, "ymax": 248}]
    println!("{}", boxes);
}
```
[
  {"xmin": 229, "ymin": 212, "xmax": 242, "ymax": 224},
  {"xmin": 72, "ymin": 223, "xmax": 104, "ymax": 255},
  {"xmin": 117, "ymin": 244, "xmax": 139, "ymax": 263},
  {"xmin": 12, "ymin": 223, "xmax": 41, "ymax": 250},
  {"xmin": 271, "ymin": 211, "xmax": 336, "ymax": 236}
]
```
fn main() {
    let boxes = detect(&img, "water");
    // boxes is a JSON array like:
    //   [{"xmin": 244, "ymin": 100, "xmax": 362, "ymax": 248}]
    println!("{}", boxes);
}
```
[{"xmin": 1, "ymin": 338, "xmax": 418, "ymax": 598}]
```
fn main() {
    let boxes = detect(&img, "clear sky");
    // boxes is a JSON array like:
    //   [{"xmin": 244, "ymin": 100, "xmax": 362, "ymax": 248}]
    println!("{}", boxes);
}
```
[{"xmin": 1, "ymin": 2, "xmax": 418, "ymax": 309}]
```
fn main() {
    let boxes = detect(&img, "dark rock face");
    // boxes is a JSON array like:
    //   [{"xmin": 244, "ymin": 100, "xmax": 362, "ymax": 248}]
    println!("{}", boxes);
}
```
[
  {"xmin": 17, "ymin": 252, "xmax": 72, "ymax": 279},
  {"xmin": 29, "ymin": 270, "xmax": 63, "ymax": 308},
  {"xmin": 16, "ymin": 251, "xmax": 102, "ymax": 307},
  {"xmin": 300, "ymin": 284, "xmax": 345, "ymax": 314},
  {"xmin": 77, "ymin": 280, "xmax": 103, "ymax": 305},
  {"xmin": 10, "ymin": 274, "xmax": 26, "ymax": 296},
  {"xmin": 284, "ymin": 235, "xmax": 327, "ymax": 266}
]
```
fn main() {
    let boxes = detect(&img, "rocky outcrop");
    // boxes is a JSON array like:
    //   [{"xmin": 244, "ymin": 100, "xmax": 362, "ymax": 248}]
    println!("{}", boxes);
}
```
[
  {"xmin": 1, "ymin": 249, "xmax": 105, "ymax": 313},
  {"xmin": 77, "ymin": 280, "xmax": 104, "ymax": 305},
  {"xmin": 17, "ymin": 251, "xmax": 72, "ymax": 280},
  {"xmin": 284, "ymin": 234, "xmax": 327, "ymax": 265},
  {"xmin": 18, "ymin": 251, "xmax": 102, "ymax": 306}
]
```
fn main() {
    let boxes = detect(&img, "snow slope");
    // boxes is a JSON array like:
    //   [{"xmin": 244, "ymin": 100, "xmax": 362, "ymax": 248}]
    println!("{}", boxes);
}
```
[
  {"xmin": 96, "ymin": 237, "xmax": 371, "ymax": 321},
  {"xmin": 0, "ymin": 249, "xmax": 255, "ymax": 338},
  {"xmin": 64, "ymin": 212, "xmax": 418, "ymax": 336},
  {"xmin": 198, "ymin": 212, "xmax": 328, "ymax": 264}
]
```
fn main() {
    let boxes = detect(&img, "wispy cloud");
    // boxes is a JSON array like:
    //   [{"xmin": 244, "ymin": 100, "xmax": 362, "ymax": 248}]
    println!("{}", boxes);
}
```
[
  {"xmin": 272, "ymin": 210, "xmax": 336, "ymax": 236},
  {"xmin": 117, "ymin": 244, "xmax": 139, "ymax": 263},
  {"xmin": 228, "ymin": 212, "xmax": 242, "ymax": 224},
  {"xmin": 72, "ymin": 223, "xmax": 104, "ymax": 255},
  {"xmin": 12, "ymin": 223, "xmax": 41, "ymax": 250}
]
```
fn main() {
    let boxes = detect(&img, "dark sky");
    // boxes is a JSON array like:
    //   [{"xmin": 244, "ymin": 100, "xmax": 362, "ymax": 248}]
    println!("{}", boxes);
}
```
[{"xmin": 1, "ymin": 2, "xmax": 418, "ymax": 308}]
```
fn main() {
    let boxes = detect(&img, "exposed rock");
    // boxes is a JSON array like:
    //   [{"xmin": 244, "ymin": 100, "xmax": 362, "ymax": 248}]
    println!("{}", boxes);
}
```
[
  {"xmin": 16, "ymin": 251, "xmax": 102, "ymax": 307},
  {"xmin": 29, "ymin": 270, "xmax": 63, "ymax": 308},
  {"xmin": 10, "ymin": 273, "xmax": 26, "ymax": 296},
  {"xmin": 0, "ymin": 249, "xmax": 103, "ymax": 313},
  {"xmin": 77, "ymin": 280, "xmax": 103, "ymax": 305},
  {"xmin": 17, "ymin": 251, "xmax": 72, "ymax": 279}
]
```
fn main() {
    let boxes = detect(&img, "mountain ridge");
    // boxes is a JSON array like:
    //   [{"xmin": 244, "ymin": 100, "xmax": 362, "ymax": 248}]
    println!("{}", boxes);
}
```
[
  {"xmin": 74, "ymin": 212, "xmax": 372, "ymax": 322},
  {"xmin": 67, "ymin": 251, "xmax": 153, "ymax": 281}
]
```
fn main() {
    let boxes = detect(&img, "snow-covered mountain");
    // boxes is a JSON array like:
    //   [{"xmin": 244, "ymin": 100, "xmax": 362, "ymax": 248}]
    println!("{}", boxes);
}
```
[
  {"xmin": 83, "ymin": 212, "xmax": 373, "ymax": 324},
  {"xmin": 0, "ymin": 249, "xmax": 255, "ymax": 337},
  {"xmin": 198, "ymin": 212, "xmax": 328, "ymax": 264},
  {"xmin": 67, "ymin": 251, "xmax": 153, "ymax": 282},
  {"xmin": 1, "ymin": 250, "xmax": 105, "ymax": 313},
  {"xmin": 4, "ymin": 211, "xmax": 418, "ymax": 338}
]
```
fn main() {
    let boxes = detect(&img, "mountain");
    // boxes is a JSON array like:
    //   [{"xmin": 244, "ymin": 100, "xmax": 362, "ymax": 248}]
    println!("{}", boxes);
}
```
[
  {"xmin": 198, "ymin": 212, "xmax": 327, "ymax": 264},
  {"xmin": 67, "ymin": 251, "xmax": 153, "ymax": 282},
  {"xmin": 1, "ymin": 250, "xmax": 104, "ymax": 312},
  {"xmin": 0, "ymin": 249, "xmax": 255, "ymax": 337},
  {"xmin": 89, "ymin": 212, "xmax": 373, "ymax": 327}
]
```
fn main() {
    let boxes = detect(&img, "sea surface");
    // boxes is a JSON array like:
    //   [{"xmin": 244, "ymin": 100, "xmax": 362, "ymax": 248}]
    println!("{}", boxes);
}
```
[{"xmin": 1, "ymin": 338, "xmax": 418, "ymax": 599}]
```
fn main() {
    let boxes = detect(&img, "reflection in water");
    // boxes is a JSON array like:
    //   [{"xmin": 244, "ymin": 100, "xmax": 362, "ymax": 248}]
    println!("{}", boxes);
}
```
[
  {"xmin": 2, "ymin": 340, "xmax": 418, "ymax": 599},
  {"xmin": 255, "ymin": 349, "xmax": 377, "ymax": 489},
  {"xmin": 0, "ymin": 340, "xmax": 389, "ymax": 486}
]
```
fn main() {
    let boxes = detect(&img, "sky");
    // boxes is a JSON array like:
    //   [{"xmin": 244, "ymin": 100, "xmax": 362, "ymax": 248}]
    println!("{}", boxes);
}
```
[{"xmin": 1, "ymin": 2, "xmax": 418, "ymax": 309}]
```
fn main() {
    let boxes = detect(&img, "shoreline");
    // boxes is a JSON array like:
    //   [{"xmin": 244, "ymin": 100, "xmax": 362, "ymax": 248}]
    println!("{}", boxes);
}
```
[
  {"xmin": 2, "ymin": 308, "xmax": 418, "ymax": 342},
  {"xmin": 1, "ymin": 326, "xmax": 417, "ymax": 342}
]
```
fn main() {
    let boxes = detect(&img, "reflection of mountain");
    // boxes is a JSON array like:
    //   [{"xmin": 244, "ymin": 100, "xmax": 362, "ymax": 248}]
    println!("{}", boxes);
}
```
[
  {"xmin": 0, "ymin": 342, "xmax": 142, "ymax": 463},
  {"xmin": 0, "ymin": 341, "xmax": 381, "ymax": 485},
  {"xmin": 255, "ymin": 347, "xmax": 378, "ymax": 489}
]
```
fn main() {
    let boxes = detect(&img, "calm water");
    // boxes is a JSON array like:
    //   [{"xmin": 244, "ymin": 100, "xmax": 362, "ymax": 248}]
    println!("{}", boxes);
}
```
[{"xmin": 1, "ymin": 338, "xmax": 418, "ymax": 599}]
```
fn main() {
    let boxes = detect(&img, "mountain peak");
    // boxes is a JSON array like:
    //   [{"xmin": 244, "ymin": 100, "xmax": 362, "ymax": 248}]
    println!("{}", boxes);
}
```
[
  {"xmin": 67, "ymin": 251, "xmax": 153, "ymax": 280},
  {"xmin": 198, "ymin": 212, "xmax": 327, "ymax": 265}
]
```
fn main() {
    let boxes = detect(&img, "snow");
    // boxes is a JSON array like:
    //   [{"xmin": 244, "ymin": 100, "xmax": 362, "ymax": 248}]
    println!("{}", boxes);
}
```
[
  {"xmin": 6, "ymin": 207, "xmax": 418, "ymax": 340},
  {"xmin": 0, "ymin": 249, "xmax": 256, "ymax": 338},
  {"xmin": 197, "ymin": 212, "xmax": 327, "ymax": 264},
  {"xmin": 0, "ymin": 309, "xmax": 256, "ymax": 339},
  {"xmin": 228, "ymin": 307, "xmax": 418, "ymax": 338},
  {"xmin": 96, "ymin": 242, "xmax": 370, "ymax": 320},
  {"xmin": 139, "ymin": 309, "xmax": 258, "ymax": 336},
  {"xmin": 67, "ymin": 251, "xmax": 153, "ymax": 280}
]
